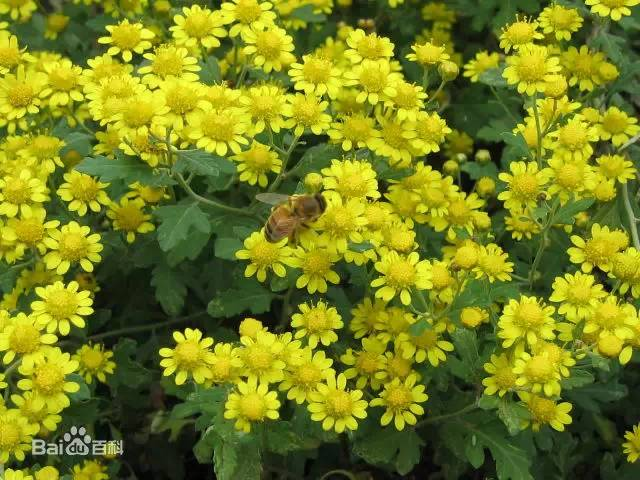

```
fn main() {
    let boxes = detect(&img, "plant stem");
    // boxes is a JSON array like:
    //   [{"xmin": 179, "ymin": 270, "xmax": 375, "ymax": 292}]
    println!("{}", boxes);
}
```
[
  {"xmin": 622, "ymin": 182, "xmax": 640, "ymax": 251},
  {"xmin": 528, "ymin": 200, "xmax": 559, "ymax": 289},
  {"xmin": 268, "ymin": 134, "xmax": 301, "ymax": 193},
  {"xmin": 319, "ymin": 470, "xmax": 357, "ymax": 480},
  {"xmin": 88, "ymin": 311, "xmax": 208, "ymax": 341},
  {"xmin": 174, "ymin": 172, "xmax": 261, "ymax": 220},
  {"xmin": 489, "ymin": 85, "xmax": 519, "ymax": 126},
  {"xmin": 531, "ymin": 93, "xmax": 543, "ymax": 168},
  {"xmin": 416, "ymin": 402, "xmax": 477, "ymax": 427}
]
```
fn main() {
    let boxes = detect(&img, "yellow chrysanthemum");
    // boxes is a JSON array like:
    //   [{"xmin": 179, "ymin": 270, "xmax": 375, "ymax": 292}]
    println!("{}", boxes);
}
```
[
  {"xmin": 482, "ymin": 353, "xmax": 517, "ymax": 397},
  {"xmin": 291, "ymin": 301, "xmax": 343, "ymax": 348},
  {"xmin": 31, "ymin": 280, "xmax": 93, "ymax": 336},
  {"xmin": 503, "ymin": 44, "xmax": 561, "ymax": 96},
  {"xmin": 159, "ymin": 328, "xmax": 215, "ymax": 385},
  {"xmin": 307, "ymin": 372, "xmax": 368, "ymax": 433},
  {"xmin": 370, "ymin": 374, "xmax": 427, "ymax": 431},
  {"xmin": 224, "ymin": 376, "xmax": 280, "ymax": 432},
  {"xmin": 43, "ymin": 221, "xmax": 103, "ymax": 274},
  {"xmin": 586, "ymin": 0, "xmax": 639, "ymax": 21},
  {"xmin": 498, "ymin": 296, "xmax": 556, "ymax": 348},
  {"xmin": 57, "ymin": 170, "xmax": 110, "ymax": 216}
]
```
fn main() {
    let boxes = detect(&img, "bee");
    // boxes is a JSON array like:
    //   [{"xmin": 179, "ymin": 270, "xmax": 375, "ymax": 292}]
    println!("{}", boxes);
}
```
[{"xmin": 256, "ymin": 193, "xmax": 327, "ymax": 243}]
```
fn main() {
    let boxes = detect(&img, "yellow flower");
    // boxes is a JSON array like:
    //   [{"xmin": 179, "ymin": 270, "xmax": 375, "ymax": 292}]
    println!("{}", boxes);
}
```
[
  {"xmin": 498, "ymin": 161, "xmax": 551, "ymax": 211},
  {"xmin": 344, "ymin": 29, "xmax": 394, "ymax": 64},
  {"xmin": 538, "ymin": 4, "xmax": 583, "ymax": 40},
  {"xmin": 159, "ymin": 328, "xmax": 215, "ymax": 385},
  {"xmin": 519, "ymin": 392, "xmax": 572, "ymax": 431},
  {"xmin": 412, "ymin": 111, "xmax": 452, "ymax": 154},
  {"xmin": 341, "ymin": 336, "xmax": 387, "ymax": 390},
  {"xmin": 549, "ymin": 272, "xmax": 606, "ymax": 322},
  {"xmin": 3, "ymin": 468, "xmax": 34, "ymax": 480},
  {"xmin": 282, "ymin": 93, "xmax": 331, "ymax": 137},
  {"xmin": 499, "ymin": 16, "xmax": 544, "ymax": 52},
  {"xmin": 406, "ymin": 40, "xmax": 449, "ymax": 66},
  {"xmin": 106, "ymin": 197, "xmax": 155, "ymax": 243},
  {"xmin": 206, "ymin": 342, "xmax": 243, "ymax": 385},
  {"xmin": 138, "ymin": 44, "xmax": 200, "ymax": 88},
  {"xmin": 0, "ymin": 169, "xmax": 49, "ymax": 217},
  {"xmin": 0, "ymin": 63, "xmax": 47, "ymax": 129},
  {"xmin": 560, "ymin": 45, "xmax": 606, "ymax": 92},
  {"xmin": 623, "ymin": 423, "xmax": 640, "ymax": 463},
  {"xmin": 547, "ymin": 156, "xmax": 596, "ymax": 201},
  {"xmin": 43, "ymin": 221, "xmax": 103, "ymax": 274},
  {"xmin": 70, "ymin": 460, "xmax": 108, "ymax": 480},
  {"xmin": 463, "ymin": 50, "xmax": 501, "ymax": 82},
  {"xmin": 170, "ymin": 5, "xmax": 227, "ymax": 50},
  {"xmin": 17, "ymin": 347, "xmax": 80, "ymax": 413},
  {"xmin": 397, "ymin": 323, "xmax": 454, "ymax": 366},
  {"xmin": 0, "ymin": 312, "xmax": 57, "ymax": 366},
  {"xmin": 239, "ymin": 330, "xmax": 285, "ymax": 383},
  {"xmin": 307, "ymin": 372, "xmax": 368, "ymax": 433},
  {"xmin": 40, "ymin": 59, "xmax": 84, "ymax": 107},
  {"xmin": 0, "ymin": 409, "xmax": 38, "ymax": 463},
  {"xmin": 290, "ymin": 236, "xmax": 341, "ymax": 294},
  {"xmin": 231, "ymin": 141, "xmax": 282, "ymax": 187},
  {"xmin": 343, "ymin": 59, "xmax": 400, "ymax": 105},
  {"xmin": 0, "ymin": 0, "xmax": 37, "ymax": 21},
  {"xmin": 502, "ymin": 44, "xmax": 561, "ymax": 96},
  {"xmin": 240, "ymin": 84, "xmax": 288, "ymax": 134},
  {"xmin": 513, "ymin": 351, "xmax": 561, "ymax": 397},
  {"xmin": 387, "ymin": 79, "xmax": 427, "ymax": 121},
  {"xmin": 235, "ymin": 230, "xmax": 295, "ymax": 282},
  {"xmin": 596, "ymin": 154, "xmax": 636, "ymax": 184},
  {"xmin": 583, "ymin": 295, "xmax": 638, "ymax": 341},
  {"xmin": 371, "ymin": 250, "xmax": 432, "ymax": 306},
  {"xmin": 597, "ymin": 106, "xmax": 640, "ymax": 147},
  {"xmin": 586, "ymin": 0, "xmax": 639, "ymax": 21},
  {"xmin": 321, "ymin": 159, "xmax": 380, "ymax": 201},
  {"xmin": 0, "ymin": 32, "xmax": 34, "ymax": 74},
  {"xmin": 549, "ymin": 117, "xmax": 599, "ymax": 161},
  {"xmin": 5, "ymin": 207, "xmax": 59, "ymax": 254},
  {"xmin": 221, "ymin": 0, "xmax": 276, "ymax": 39},
  {"xmin": 44, "ymin": 13, "xmax": 70, "ymax": 40},
  {"xmin": 349, "ymin": 297, "xmax": 388, "ymax": 339},
  {"xmin": 482, "ymin": 353, "xmax": 517, "ymax": 397},
  {"xmin": 474, "ymin": 243, "xmax": 514, "ymax": 283},
  {"xmin": 31, "ymin": 280, "xmax": 94, "ymax": 336},
  {"xmin": 98, "ymin": 19, "xmax": 155, "ymax": 63},
  {"xmin": 280, "ymin": 348, "xmax": 334, "ymax": 404},
  {"xmin": 57, "ymin": 170, "xmax": 110, "ymax": 216},
  {"xmin": 73, "ymin": 343, "xmax": 116, "ymax": 384},
  {"xmin": 498, "ymin": 296, "xmax": 556, "ymax": 348},
  {"xmin": 371, "ymin": 115, "xmax": 417, "ymax": 167},
  {"xmin": 291, "ymin": 301, "xmax": 343, "ymax": 348},
  {"xmin": 568, "ymin": 223, "xmax": 628, "ymax": 272},
  {"xmin": 370, "ymin": 374, "xmax": 427, "ymax": 430},
  {"xmin": 243, "ymin": 25, "xmax": 295, "ymax": 73},
  {"xmin": 289, "ymin": 53, "xmax": 343, "ymax": 98},
  {"xmin": 609, "ymin": 247, "xmax": 640, "ymax": 298},
  {"xmin": 224, "ymin": 376, "xmax": 280, "ymax": 432},
  {"xmin": 460, "ymin": 306, "xmax": 490, "ymax": 328},
  {"xmin": 188, "ymin": 105, "xmax": 249, "ymax": 155}
]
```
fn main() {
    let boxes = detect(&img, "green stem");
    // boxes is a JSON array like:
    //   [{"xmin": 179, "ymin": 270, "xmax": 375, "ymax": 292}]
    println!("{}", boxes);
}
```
[
  {"xmin": 268, "ymin": 134, "xmax": 301, "ymax": 193},
  {"xmin": 531, "ymin": 93, "xmax": 543, "ymax": 168},
  {"xmin": 88, "ymin": 311, "xmax": 208, "ymax": 341},
  {"xmin": 174, "ymin": 172, "xmax": 261, "ymax": 220},
  {"xmin": 416, "ymin": 402, "xmax": 477, "ymax": 427},
  {"xmin": 528, "ymin": 200, "xmax": 560, "ymax": 289},
  {"xmin": 489, "ymin": 85, "xmax": 519, "ymax": 126},
  {"xmin": 319, "ymin": 470, "xmax": 357, "ymax": 480},
  {"xmin": 622, "ymin": 182, "xmax": 640, "ymax": 251}
]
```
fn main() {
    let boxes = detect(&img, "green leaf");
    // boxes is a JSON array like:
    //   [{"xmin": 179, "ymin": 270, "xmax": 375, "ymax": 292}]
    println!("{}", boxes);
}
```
[
  {"xmin": 353, "ymin": 426, "xmax": 425, "ymax": 475},
  {"xmin": 465, "ymin": 438, "xmax": 485, "ymax": 468},
  {"xmin": 199, "ymin": 56, "xmax": 222, "ymax": 85},
  {"xmin": 173, "ymin": 150, "xmax": 235, "ymax": 177},
  {"xmin": 565, "ymin": 380, "xmax": 627, "ymax": 413},
  {"xmin": 560, "ymin": 369, "xmax": 595, "ymax": 390},
  {"xmin": 108, "ymin": 338, "xmax": 151, "ymax": 392},
  {"xmin": 208, "ymin": 281, "xmax": 274, "ymax": 318},
  {"xmin": 479, "ymin": 67, "xmax": 507, "ymax": 87},
  {"xmin": 214, "ymin": 237, "xmax": 243, "ymax": 260},
  {"xmin": 290, "ymin": 4, "xmax": 326, "ymax": 22},
  {"xmin": 553, "ymin": 197, "xmax": 595, "ymax": 225},
  {"xmin": 497, "ymin": 401, "xmax": 529, "ymax": 435},
  {"xmin": 450, "ymin": 329, "xmax": 480, "ymax": 381},
  {"xmin": 213, "ymin": 435, "xmax": 262, "ymax": 480},
  {"xmin": 499, "ymin": 132, "xmax": 530, "ymax": 159},
  {"xmin": 76, "ymin": 155, "xmax": 173, "ymax": 186},
  {"xmin": 61, "ymin": 131, "xmax": 92, "ymax": 157},
  {"xmin": 151, "ymin": 261, "xmax": 187, "ymax": 315},
  {"xmin": 292, "ymin": 143, "xmax": 340, "ymax": 177},
  {"xmin": 263, "ymin": 421, "xmax": 307, "ymax": 454},
  {"xmin": 155, "ymin": 203, "xmax": 211, "ymax": 252},
  {"xmin": 460, "ymin": 161, "xmax": 499, "ymax": 180},
  {"xmin": 166, "ymin": 229, "xmax": 211, "ymax": 266},
  {"xmin": 0, "ymin": 264, "xmax": 18, "ymax": 293},
  {"xmin": 67, "ymin": 374, "xmax": 91, "ymax": 402}
]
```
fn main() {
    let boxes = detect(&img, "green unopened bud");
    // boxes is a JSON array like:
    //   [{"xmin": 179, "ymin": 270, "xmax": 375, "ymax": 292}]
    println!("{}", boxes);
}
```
[
  {"xmin": 443, "ymin": 159, "xmax": 459, "ymax": 174},
  {"xmin": 476, "ymin": 177, "xmax": 496, "ymax": 197},
  {"xmin": 438, "ymin": 60, "xmax": 459, "ymax": 82},
  {"xmin": 304, "ymin": 172, "xmax": 324, "ymax": 193},
  {"xmin": 474, "ymin": 149, "xmax": 491, "ymax": 164},
  {"xmin": 454, "ymin": 153, "xmax": 467, "ymax": 163}
]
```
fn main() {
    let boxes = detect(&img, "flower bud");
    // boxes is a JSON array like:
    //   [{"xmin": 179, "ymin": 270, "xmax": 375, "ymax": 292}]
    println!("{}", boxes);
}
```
[
  {"xmin": 476, "ymin": 177, "xmax": 496, "ymax": 197},
  {"xmin": 443, "ymin": 159, "xmax": 459, "ymax": 174},
  {"xmin": 474, "ymin": 149, "xmax": 491, "ymax": 164},
  {"xmin": 239, "ymin": 318, "xmax": 265, "ymax": 339},
  {"xmin": 438, "ymin": 60, "xmax": 459, "ymax": 82},
  {"xmin": 304, "ymin": 172, "xmax": 324, "ymax": 193}
]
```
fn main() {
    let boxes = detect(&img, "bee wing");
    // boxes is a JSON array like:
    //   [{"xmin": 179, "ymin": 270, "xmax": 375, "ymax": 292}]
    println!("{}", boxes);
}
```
[{"xmin": 255, "ymin": 193, "xmax": 290, "ymax": 206}]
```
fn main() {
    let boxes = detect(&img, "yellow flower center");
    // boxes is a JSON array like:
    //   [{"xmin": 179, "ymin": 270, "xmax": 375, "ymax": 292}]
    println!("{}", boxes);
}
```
[
  {"xmin": 387, "ymin": 260, "xmax": 416, "ymax": 288},
  {"xmin": 30, "ymin": 136, "xmax": 61, "ymax": 159},
  {"xmin": 184, "ymin": 12, "xmax": 212, "ymax": 38},
  {"xmin": 165, "ymin": 86, "xmax": 198, "ymax": 114},
  {"xmin": 122, "ymin": 100, "xmax": 155, "ymax": 128},
  {"xmin": 355, "ymin": 351, "xmax": 379, "ymax": 374},
  {"xmin": 296, "ymin": 363, "xmax": 322, "ymax": 385},
  {"xmin": 13, "ymin": 217, "xmax": 44, "ymax": 244},
  {"xmin": 381, "ymin": 121, "xmax": 405, "ymax": 149},
  {"xmin": 114, "ymin": 204, "xmax": 145, "ymax": 231},
  {"xmin": 302, "ymin": 56, "xmax": 332, "ymax": 84},
  {"xmin": 414, "ymin": 43, "xmax": 443, "ymax": 64},
  {"xmin": 235, "ymin": 0, "xmax": 263, "ymax": 23},
  {"xmin": 152, "ymin": 49, "xmax": 185, "ymax": 77},
  {"xmin": 431, "ymin": 264, "xmax": 453, "ymax": 290},
  {"xmin": 418, "ymin": 116, "xmax": 445, "ymax": 140},
  {"xmin": 515, "ymin": 302, "xmax": 544, "ymax": 327},
  {"xmin": 447, "ymin": 200, "xmax": 471, "ymax": 225},
  {"xmin": 0, "ymin": 421, "xmax": 20, "ymax": 450},
  {"xmin": 292, "ymin": 98, "xmax": 321, "ymax": 125},
  {"xmin": 244, "ymin": 148, "xmax": 274, "ymax": 170},
  {"xmin": 558, "ymin": 122, "xmax": 588, "ymax": 150},
  {"xmin": 200, "ymin": 111, "xmax": 236, "ymax": 141},
  {"xmin": 504, "ymin": 21, "xmax": 536, "ymax": 44},
  {"xmin": 250, "ymin": 94, "xmax": 278, "ymax": 118},
  {"xmin": 388, "ymin": 356, "xmax": 411, "ymax": 378},
  {"xmin": 612, "ymin": 253, "xmax": 640, "ymax": 281},
  {"xmin": 45, "ymin": 289, "xmax": 78, "ymax": 320},
  {"xmin": 386, "ymin": 385, "xmax": 413, "ymax": 409},
  {"xmin": 110, "ymin": 23, "xmax": 142, "ymax": 50},
  {"xmin": 566, "ymin": 282, "xmax": 592, "ymax": 304},
  {"xmin": 386, "ymin": 229, "xmax": 414, "ymax": 253},
  {"xmin": 250, "ymin": 241, "xmax": 280, "ymax": 266},
  {"xmin": 415, "ymin": 330, "xmax": 438, "ymax": 349},
  {"xmin": 81, "ymin": 349, "xmax": 105, "ymax": 370},
  {"xmin": 524, "ymin": 355, "xmax": 554, "ymax": 382},
  {"xmin": 7, "ymin": 82, "xmax": 34, "ymax": 107},
  {"xmin": 394, "ymin": 83, "xmax": 419, "ymax": 108},
  {"xmin": 359, "ymin": 66, "xmax": 387, "ymax": 93},
  {"xmin": 174, "ymin": 340, "xmax": 202, "ymax": 368},
  {"xmin": 556, "ymin": 163, "xmax": 581, "ymax": 188},
  {"xmin": 58, "ymin": 231, "xmax": 89, "ymax": 261},
  {"xmin": 602, "ymin": 110, "xmax": 629, "ymax": 134},
  {"xmin": 357, "ymin": 36, "xmax": 386, "ymax": 59},
  {"xmin": 548, "ymin": 6, "xmax": 576, "ymax": 29},
  {"xmin": 572, "ymin": 52, "xmax": 596, "ymax": 78},
  {"xmin": 48, "ymin": 66, "xmax": 78, "ymax": 91},
  {"xmin": 515, "ymin": 53, "xmax": 546, "ymax": 81},
  {"xmin": 211, "ymin": 357, "xmax": 231, "ymax": 379},
  {"xmin": 494, "ymin": 366, "xmax": 517, "ymax": 389},
  {"xmin": 305, "ymin": 310, "xmax": 331, "ymax": 332},
  {"xmin": 0, "ymin": 45, "xmax": 20, "ymax": 69},
  {"xmin": 9, "ymin": 323, "xmax": 40, "ymax": 353},
  {"xmin": 34, "ymin": 363, "xmax": 65, "ymax": 395},
  {"xmin": 593, "ymin": 302, "xmax": 623, "ymax": 330},
  {"xmin": 3, "ymin": 178, "xmax": 31, "ymax": 205},
  {"xmin": 583, "ymin": 238, "xmax": 609, "ymax": 266},
  {"xmin": 326, "ymin": 390, "xmax": 353, "ymax": 417},
  {"xmin": 454, "ymin": 245, "xmax": 478, "ymax": 269},
  {"xmin": 342, "ymin": 116, "xmax": 372, "ymax": 142},
  {"xmin": 69, "ymin": 175, "xmax": 99, "ymax": 201},
  {"xmin": 511, "ymin": 173, "xmax": 539, "ymax": 199},
  {"xmin": 255, "ymin": 30, "xmax": 284, "ymax": 60},
  {"xmin": 239, "ymin": 392, "xmax": 266, "ymax": 420},
  {"xmin": 245, "ymin": 345, "xmax": 273, "ymax": 371},
  {"xmin": 303, "ymin": 250, "xmax": 331, "ymax": 275},
  {"xmin": 529, "ymin": 396, "xmax": 556, "ymax": 423}
]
